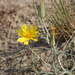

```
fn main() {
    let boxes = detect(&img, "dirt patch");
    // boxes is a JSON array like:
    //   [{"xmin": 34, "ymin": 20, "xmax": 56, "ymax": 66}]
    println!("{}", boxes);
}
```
[{"xmin": 0, "ymin": 0, "xmax": 50, "ymax": 74}]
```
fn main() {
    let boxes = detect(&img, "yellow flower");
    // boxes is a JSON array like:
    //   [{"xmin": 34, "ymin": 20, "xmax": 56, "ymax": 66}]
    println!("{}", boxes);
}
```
[
  {"xmin": 51, "ymin": 27, "xmax": 56, "ymax": 35},
  {"xmin": 16, "ymin": 24, "xmax": 39, "ymax": 45}
]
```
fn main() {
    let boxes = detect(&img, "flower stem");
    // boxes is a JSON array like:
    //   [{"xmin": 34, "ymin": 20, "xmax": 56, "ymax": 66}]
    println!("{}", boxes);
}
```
[{"xmin": 28, "ymin": 45, "xmax": 52, "ymax": 68}]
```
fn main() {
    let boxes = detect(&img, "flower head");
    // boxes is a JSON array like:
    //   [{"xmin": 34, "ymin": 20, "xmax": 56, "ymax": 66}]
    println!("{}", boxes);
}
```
[
  {"xmin": 16, "ymin": 24, "xmax": 39, "ymax": 45},
  {"xmin": 51, "ymin": 27, "xmax": 56, "ymax": 34}
]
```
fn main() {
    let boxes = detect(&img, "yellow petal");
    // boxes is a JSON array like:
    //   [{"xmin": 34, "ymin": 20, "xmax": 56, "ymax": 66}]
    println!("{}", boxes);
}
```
[
  {"xmin": 24, "ymin": 41, "xmax": 29, "ymax": 45},
  {"xmin": 17, "ymin": 37, "xmax": 25, "ymax": 43},
  {"xmin": 28, "ymin": 25, "xmax": 32, "ymax": 30},
  {"xmin": 16, "ymin": 29, "xmax": 23, "ymax": 36},
  {"xmin": 17, "ymin": 37, "xmax": 29, "ymax": 45},
  {"xmin": 20, "ymin": 24, "xmax": 27, "ymax": 31},
  {"xmin": 33, "ymin": 26, "xmax": 37, "ymax": 30},
  {"xmin": 28, "ymin": 25, "xmax": 37, "ymax": 31},
  {"xmin": 31, "ymin": 38, "xmax": 38, "ymax": 41}
]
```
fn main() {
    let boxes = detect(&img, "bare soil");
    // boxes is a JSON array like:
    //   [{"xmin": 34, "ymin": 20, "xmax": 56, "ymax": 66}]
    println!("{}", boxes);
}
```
[{"xmin": 0, "ymin": 0, "xmax": 50, "ymax": 75}]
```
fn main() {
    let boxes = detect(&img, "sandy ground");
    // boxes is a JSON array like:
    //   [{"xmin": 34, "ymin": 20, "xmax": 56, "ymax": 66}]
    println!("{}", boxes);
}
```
[{"xmin": 0, "ymin": 0, "xmax": 51, "ymax": 74}]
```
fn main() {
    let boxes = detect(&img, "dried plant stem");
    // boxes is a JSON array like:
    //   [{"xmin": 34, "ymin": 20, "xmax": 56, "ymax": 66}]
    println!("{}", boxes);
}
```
[
  {"xmin": 58, "ymin": 54, "xmax": 66, "ymax": 71},
  {"xmin": 28, "ymin": 45, "xmax": 52, "ymax": 69},
  {"xmin": 51, "ymin": 47, "xmax": 58, "ymax": 75}
]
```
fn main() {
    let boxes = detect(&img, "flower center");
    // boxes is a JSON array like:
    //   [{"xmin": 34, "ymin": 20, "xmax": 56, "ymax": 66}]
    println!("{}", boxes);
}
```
[{"xmin": 24, "ymin": 30, "xmax": 33, "ymax": 38}]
